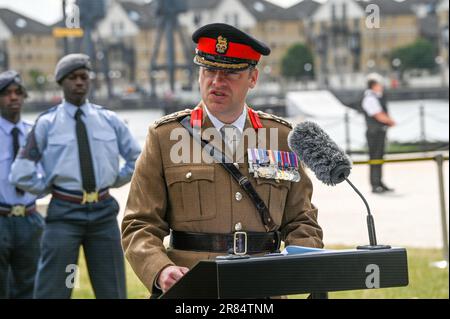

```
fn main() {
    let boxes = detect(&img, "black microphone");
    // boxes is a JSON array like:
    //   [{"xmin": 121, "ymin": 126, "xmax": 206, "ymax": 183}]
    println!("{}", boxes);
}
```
[{"xmin": 288, "ymin": 121, "xmax": 390, "ymax": 250}]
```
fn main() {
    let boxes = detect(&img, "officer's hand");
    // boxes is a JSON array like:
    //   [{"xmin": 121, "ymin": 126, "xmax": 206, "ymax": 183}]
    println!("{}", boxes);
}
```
[{"xmin": 157, "ymin": 265, "xmax": 189, "ymax": 292}]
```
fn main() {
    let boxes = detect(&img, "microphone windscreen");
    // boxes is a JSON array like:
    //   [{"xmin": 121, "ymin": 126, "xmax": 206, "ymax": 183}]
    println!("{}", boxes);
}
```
[{"xmin": 288, "ymin": 121, "xmax": 352, "ymax": 185}]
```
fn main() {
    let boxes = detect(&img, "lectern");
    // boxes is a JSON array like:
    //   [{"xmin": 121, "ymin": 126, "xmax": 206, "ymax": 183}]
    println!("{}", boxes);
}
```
[{"xmin": 159, "ymin": 247, "xmax": 408, "ymax": 299}]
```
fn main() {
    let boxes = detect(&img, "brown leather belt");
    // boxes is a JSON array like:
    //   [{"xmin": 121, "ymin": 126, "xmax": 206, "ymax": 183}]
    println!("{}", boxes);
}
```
[
  {"xmin": 170, "ymin": 230, "xmax": 281, "ymax": 255},
  {"xmin": 52, "ymin": 186, "xmax": 110, "ymax": 204},
  {"xmin": 0, "ymin": 202, "xmax": 36, "ymax": 217}
]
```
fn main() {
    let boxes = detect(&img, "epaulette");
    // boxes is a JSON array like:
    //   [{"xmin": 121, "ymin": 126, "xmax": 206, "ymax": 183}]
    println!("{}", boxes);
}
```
[
  {"xmin": 34, "ymin": 105, "xmax": 58, "ymax": 123},
  {"xmin": 154, "ymin": 109, "xmax": 192, "ymax": 128},
  {"xmin": 39, "ymin": 105, "xmax": 58, "ymax": 116},
  {"xmin": 256, "ymin": 111, "xmax": 292, "ymax": 129},
  {"xmin": 92, "ymin": 104, "xmax": 106, "ymax": 110},
  {"xmin": 22, "ymin": 119, "xmax": 34, "ymax": 127}
]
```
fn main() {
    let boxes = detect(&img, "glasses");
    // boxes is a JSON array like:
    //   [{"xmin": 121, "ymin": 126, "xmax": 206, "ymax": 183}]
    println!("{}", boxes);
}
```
[{"xmin": 202, "ymin": 68, "xmax": 247, "ymax": 81}]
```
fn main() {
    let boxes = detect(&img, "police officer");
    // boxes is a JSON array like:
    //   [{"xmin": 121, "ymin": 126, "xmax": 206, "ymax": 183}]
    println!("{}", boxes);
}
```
[
  {"xmin": 10, "ymin": 54, "xmax": 141, "ymax": 298},
  {"xmin": 0, "ymin": 70, "xmax": 44, "ymax": 298},
  {"xmin": 121, "ymin": 23, "xmax": 323, "ymax": 297},
  {"xmin": 361, "ymin": 73, "xmax": 396, "ymax": 194}
]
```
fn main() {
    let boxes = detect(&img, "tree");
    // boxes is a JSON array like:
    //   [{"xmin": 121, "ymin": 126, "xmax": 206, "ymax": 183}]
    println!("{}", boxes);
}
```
[
  {"xmin": 281, "ymin": 43, "xmax": 315, "ymax": 80},
  {"xmin": 390, "ymin": 38, "xmax": 437, "ymax": 73},
  {"xmin": 28, "ymin": 69, "xmax": 47, "ymax": 90}
]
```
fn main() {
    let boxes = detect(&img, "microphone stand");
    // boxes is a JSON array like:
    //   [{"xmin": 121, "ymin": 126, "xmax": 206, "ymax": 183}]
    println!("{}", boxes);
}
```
[{"xmin": 345, "ymin": 177, "xmax": 391, "ymax": 250}]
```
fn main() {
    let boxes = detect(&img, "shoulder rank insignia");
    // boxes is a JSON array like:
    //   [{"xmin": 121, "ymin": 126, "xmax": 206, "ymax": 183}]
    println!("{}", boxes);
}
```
[
  {"xmin": 256, "ymin": 111, "xmax": 292, "ymax": 129},
  {"xmin": 248, "ymin": 148, "xmax": 300, "ymax": 182},
  {"xmin": 154, "ymin": 109, "xmax": 191, "ymax": 128}
]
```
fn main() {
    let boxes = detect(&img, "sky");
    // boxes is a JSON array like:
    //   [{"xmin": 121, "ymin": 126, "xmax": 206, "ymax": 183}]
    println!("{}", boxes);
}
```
[{"xmin": 0, "ymin": 0, "xmax": 313, "ymax": 25}]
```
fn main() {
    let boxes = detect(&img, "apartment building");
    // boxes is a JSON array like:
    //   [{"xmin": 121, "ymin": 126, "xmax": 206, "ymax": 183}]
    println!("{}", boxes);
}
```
[{"xmin": 0, "ymin": 8, "xmax": 60, "ymax": 87}]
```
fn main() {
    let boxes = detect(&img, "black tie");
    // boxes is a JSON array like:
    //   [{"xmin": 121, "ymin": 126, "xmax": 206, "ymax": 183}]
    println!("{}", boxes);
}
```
[
  {"xmin": 75, "ymin": 109, "xmax": 96, "ymax": 192},
  {"xmin": 11, "ymin": 127, "xmax": 24, "ymax": 195}
]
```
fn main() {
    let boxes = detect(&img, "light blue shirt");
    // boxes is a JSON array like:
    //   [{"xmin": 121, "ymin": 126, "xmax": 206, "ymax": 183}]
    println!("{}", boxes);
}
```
[
  {"xmin": 0, "ymin": 116, "xmax": 37, "ymax": 205},
  {"xmin": 10, "ymin": 100, "xmax": 141, "ymax": 195}
]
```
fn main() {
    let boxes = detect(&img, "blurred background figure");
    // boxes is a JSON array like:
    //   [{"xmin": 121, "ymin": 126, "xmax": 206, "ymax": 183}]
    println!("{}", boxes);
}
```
[{"xmin": 361, "ymin": 73, "xmax": 396, "ymax": 194}]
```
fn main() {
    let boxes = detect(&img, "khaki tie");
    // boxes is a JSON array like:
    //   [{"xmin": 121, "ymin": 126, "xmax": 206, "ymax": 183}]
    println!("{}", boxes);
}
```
[{"xmin": 220, "ymin": 124, "xmax": 241, "ymax": 155}]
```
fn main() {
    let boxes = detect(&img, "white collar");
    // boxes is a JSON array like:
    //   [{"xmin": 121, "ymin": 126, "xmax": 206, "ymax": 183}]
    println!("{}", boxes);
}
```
[{"xmin": 204, "ymin": 105, "xmax": 247, "ymax": 134}]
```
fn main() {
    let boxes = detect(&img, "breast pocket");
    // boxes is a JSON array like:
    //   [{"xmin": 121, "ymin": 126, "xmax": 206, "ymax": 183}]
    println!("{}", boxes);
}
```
[
  {"xmin": 165, "ymin": 165, "xmax": 216, "ymax": 222},
  {"xmin": 47, "ymin": 134, "xmax": 74, "ymax": 146},
  {"xmin": 92, "ymin": 131, "xmax": 119, "ymax": 181},
  {"xmin": 92, "ymin": 131, "xmax": 118, "ymax": 154},
  {"xmin": 45, "ymin": 134, "xmax": 76, "ymax": 174},
  {"xmin": 255, "ymin": 178, "xmax": 291, "ymax": 227},
  {"xmin": 0, "ymin": 152, "xmax": 12, "ymax": 180},
  {"xmin": 46, "ymin": 134, "xmax": 75, "ymax": 156}
]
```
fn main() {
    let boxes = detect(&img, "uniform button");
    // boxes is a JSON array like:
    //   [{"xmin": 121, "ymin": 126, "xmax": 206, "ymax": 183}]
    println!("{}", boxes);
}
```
[
  {"xmin": 235, "ymin": 192, "xmax": 243, "ymax": 201},
  {"xmin": 186, "ymin": 172, "xmax": 192, "ymax": 179},
  {"xmin": 235, "ymin": 222, "xmax": 242, "ymax": 231}
]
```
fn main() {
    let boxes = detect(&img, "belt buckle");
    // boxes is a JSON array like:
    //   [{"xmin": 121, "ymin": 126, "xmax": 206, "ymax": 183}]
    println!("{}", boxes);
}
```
[
  {"xmin": 11, "ymin": 205, "xmax": 26, "ymax": 217},
  {"xmin": 81, "ymin": 191, "xmax": 99, "ymax": 204},
  {"xmin": 233, "ymin": 231, "xmax": 247, "ymax": 255}
]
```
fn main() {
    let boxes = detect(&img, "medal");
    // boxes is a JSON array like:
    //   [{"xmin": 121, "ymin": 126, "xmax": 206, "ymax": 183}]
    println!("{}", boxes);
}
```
[
  {"xmin": 247, "ymin": 148, "xmax": 254, "ymax": 173},
  {"xmin": 248, "ymin": 149, "xmax": 301, "ymax": 182}
]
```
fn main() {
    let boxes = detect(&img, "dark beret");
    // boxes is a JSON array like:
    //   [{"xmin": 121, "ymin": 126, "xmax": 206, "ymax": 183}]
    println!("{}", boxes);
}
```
[
  {"xmin": 192, "ymin": 23, "xmax": 270, "ymax": 70},
  {"xmin": 55, "ymin": 53, "xmax": 92, "ymax": 83},
  {"xmin": 0, "ymin": 70, "xmax": 25, "ymax": 93}
]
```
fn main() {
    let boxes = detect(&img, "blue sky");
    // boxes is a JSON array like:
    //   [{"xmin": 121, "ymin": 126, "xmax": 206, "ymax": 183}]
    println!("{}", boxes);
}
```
[{"xmin": 0, "ymin": 0, "xmax": 306, "ymax": 25}]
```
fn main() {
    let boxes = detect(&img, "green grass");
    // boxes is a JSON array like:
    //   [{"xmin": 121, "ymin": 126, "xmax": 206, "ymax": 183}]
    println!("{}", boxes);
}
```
[
  {"xmin": 349, "ymin": 141, "xmax": 449, "ymax": 155},
  {"xmin": 71, "ymin": 249, "xmax": 148, "ymax": 299},
  {"xmin": 386, "ymin": 141, "xmax": 449, "ymax": 154},
  {"xmin": 72, "ymin": 247, "xmax": 448, "ymax": 299},
  {"xmin": 291, "ymin": 247, "xmax": 449, "ymax": 299}
]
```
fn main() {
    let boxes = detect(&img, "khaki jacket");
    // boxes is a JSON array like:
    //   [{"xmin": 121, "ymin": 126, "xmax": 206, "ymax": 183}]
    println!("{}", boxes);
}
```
[{"xmin": 121, "ymin": 102, "xmax": 323, "ymax": 294}]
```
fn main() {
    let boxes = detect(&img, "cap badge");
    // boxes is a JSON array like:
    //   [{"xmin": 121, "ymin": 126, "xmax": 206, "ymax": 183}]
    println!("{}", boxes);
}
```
[{"xmin": 215, "ymin": 35, "xmax": 228, "ymax": 54}]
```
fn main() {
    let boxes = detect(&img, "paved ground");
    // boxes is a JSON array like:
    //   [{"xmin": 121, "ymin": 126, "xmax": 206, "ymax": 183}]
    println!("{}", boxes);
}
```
[
  {"xmin": 311, "ymin": 158, "xmax": 449, "ymax": 249},
  {"xmin": 36, "ymin": 157, "xmax": 449, "ymax": 250}
]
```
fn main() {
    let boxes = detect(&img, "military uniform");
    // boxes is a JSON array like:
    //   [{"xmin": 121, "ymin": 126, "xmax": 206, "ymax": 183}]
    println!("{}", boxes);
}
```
[
  {"xmin": 122, "ymin": 103, "xmax": 323, "ymax": 294},
  {"xmin": 121, "ymin": 23, "xmax": 323, "ymax": 297},
  {"xmin": 0, "ymin": 71, "xmax": 43, "ymax": 299},
  {"xmin": 10, "ymin": 54, "xmax": 141, "ymax": 298}
]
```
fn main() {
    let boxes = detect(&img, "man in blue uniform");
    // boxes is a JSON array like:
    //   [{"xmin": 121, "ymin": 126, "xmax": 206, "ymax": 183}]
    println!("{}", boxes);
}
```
[
  {"xmin": 10, "ymin": 54, "xmax": 141, "ymax": 298},
  {"xmin": 0, "ymin": 70, "xmax": 44, "ymax": 298}
]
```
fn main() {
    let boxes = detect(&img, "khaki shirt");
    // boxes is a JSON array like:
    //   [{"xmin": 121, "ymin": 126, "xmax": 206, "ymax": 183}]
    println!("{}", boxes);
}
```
[{"xmin": 121, "ymin": 102, "xmax": 323, "ymax": 294}]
